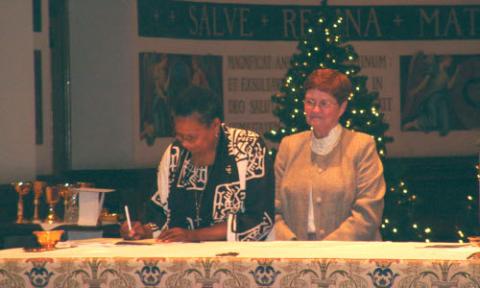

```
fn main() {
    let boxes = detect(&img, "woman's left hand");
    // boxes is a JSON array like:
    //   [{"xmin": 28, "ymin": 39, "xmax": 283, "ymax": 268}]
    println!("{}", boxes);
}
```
[{"xmin": 156, "ymin": 227, "xmax": 196, "ymax": 242}]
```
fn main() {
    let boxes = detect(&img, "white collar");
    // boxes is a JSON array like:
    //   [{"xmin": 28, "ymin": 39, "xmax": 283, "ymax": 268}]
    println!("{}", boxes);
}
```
[{"xmin": 310, "ymin": 124, "xmax": 342, "ymax": 155}]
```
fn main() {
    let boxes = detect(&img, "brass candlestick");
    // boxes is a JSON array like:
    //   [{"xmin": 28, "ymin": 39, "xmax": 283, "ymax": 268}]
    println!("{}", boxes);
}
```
[
  {"xmin": 32, "ymin": 181, "xmax": 46, "ymax": 223},
  {"xmin": 45, "ymin": 186, "xmax": 61, "ymax": 223},
  {"xmin": 12, "ymin": 181, "xmax": 32, "ymax": 224}
]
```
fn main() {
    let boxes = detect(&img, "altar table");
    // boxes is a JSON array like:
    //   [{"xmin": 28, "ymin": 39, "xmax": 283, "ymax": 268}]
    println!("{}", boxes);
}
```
[{"xmin": 1, "ymin": 239, "xmax": 480, "ymax": 287}]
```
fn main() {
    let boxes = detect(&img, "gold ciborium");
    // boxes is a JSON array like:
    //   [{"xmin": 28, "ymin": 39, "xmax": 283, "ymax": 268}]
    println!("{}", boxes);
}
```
[
  {"xmin": 76, "ymin": 182, "xmax": 94, "ymax": 188},
  {"xmin": 45, "ymin": 186, "xmax": 61, "ymax": 223},
  {"xmin": 33, "ymin": 181, "xmax": 47, "ymax": 223},
  {"xmin": 12, "ymin": 181, "xmax": 32, "ymax": 224},
  {"xmin": 33, "ymin": 230, "xmax": 64, "ymax": 250}
]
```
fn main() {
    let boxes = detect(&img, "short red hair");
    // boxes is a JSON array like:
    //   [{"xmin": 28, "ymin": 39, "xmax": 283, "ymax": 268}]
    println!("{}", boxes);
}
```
[{"xmin": 304, "ymin": 69, "xmax": 351, "ymax": 104}]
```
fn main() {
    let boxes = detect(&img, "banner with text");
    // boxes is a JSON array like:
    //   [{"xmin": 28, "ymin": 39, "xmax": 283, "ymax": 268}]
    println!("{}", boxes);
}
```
[{"xmin": 134, "ymin": 0, "xmax": 480, "ymax": 159}]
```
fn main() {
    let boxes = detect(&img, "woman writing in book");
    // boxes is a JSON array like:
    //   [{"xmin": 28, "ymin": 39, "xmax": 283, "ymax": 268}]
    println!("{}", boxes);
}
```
[{"xmin": 121, "ymin": 85, "xmax": 274, "ymax": 242}]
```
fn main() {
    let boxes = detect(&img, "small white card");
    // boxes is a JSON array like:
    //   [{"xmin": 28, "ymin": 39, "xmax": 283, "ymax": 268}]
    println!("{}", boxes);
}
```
[{"xmin": 73, "ymin": 188, "xmax": 115, "ymax": 226}]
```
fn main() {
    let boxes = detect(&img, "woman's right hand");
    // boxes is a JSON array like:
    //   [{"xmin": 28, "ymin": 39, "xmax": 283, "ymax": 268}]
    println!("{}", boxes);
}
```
[{"xmin": 120, "ymin": 221, "xmax": 151, "ymax": 240}]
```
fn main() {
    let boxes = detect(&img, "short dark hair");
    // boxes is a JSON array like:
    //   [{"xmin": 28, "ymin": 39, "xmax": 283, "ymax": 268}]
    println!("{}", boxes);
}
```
[
  {"xmin": 304, "ymin": 68, "xmax": 352, "ymax": 104},
  {"xmin": 171, "ymin": 85, "xmax": 223, "ymax": 125}
]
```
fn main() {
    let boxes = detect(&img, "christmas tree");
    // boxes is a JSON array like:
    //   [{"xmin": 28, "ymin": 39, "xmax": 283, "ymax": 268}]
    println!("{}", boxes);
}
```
[{"xmin": 265, "ymin": 2, "xmax": 429, "ymax": 241}]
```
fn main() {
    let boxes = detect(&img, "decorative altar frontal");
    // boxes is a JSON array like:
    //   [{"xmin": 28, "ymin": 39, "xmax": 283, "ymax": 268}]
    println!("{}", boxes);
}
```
[{"xmin": 1, "ymin": 239, "xmax": 480, "ymax": 287}]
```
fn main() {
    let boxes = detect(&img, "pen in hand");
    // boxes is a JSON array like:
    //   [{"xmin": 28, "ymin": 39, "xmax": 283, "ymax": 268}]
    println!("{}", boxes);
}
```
[{"xmin": 124, "ymin": 205, "xmax": 133, "ymax": 238}]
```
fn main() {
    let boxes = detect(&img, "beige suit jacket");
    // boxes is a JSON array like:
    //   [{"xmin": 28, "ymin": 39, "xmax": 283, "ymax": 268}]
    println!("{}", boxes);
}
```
[{"xmin": 274, "ymin": 128, "xmax": 385, "ymax": 241}]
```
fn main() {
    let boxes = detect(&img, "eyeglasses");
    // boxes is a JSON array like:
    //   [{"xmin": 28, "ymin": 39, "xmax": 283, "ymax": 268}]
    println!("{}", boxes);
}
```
[{"xmin": 304, "ymin": 98, "xmax": 338, "ymax": 109}]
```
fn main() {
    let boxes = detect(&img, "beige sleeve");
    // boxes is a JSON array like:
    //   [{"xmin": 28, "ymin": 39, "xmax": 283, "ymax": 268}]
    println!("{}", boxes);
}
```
[{"xmin": 272, "ymin": 137, "xmax": 297, "ymax": 241}]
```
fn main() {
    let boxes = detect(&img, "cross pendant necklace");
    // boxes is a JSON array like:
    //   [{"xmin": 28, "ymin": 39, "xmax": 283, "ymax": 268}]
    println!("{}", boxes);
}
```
[{"xmin": 194, "ymin": 213, "xmax": 202, "ymax": 227}]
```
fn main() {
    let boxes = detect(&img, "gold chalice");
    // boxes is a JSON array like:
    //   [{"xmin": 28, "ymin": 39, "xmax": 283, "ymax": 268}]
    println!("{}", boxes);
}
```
[
  {"xmin": 45, "ymin": 186, "xmax": 61, "ymax": 223},
  {"xmin": 33, "ymin": 181, "xmax": 47, "ymax": 223},
  {"xmin": 58, "ymin": 183, "xmax": 75, "ymax": 223},
  {"xmin": 58, "ymin": 183, "xmax": 73, "ymax": 199},
  {"xmin": 12, "ymin": 181, "xmax": 32, "ymax": 224}
]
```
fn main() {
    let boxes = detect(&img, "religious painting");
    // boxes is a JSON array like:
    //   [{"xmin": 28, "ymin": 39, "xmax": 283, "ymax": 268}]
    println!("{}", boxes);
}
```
[
  {"xmin": 400, "ymin": 52, "xmax": 480, "ymax": 136},
  {"xmin": 139, "ymin": 53, "xmax": 223, "ymax": 145}
]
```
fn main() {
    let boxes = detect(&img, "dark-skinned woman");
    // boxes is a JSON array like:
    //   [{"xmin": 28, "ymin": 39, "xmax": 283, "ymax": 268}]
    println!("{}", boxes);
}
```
[{"xmin": 121, "ymin": 85, "xmax": 274, "ymax": 242}]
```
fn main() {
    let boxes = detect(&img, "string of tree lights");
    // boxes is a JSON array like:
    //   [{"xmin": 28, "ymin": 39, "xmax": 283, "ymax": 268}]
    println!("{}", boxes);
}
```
[
  {"xmin": 264, "ymin": 1, "xmax": 437, "ymax": 241},
  {"xmin": 451, "ymin": 161, "xmax": 480, "ymax": 242}
]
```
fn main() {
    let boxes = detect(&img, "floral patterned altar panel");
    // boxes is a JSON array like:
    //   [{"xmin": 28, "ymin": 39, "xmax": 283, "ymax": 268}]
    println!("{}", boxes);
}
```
[{"xmin": 1, "ymin": 257, "xmax": 480, "ymax": 288}]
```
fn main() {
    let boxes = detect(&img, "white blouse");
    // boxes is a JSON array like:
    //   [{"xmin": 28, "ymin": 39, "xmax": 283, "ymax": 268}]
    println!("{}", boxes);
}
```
[{"xmin": 308, "ymin": 124, "xmax": 342, "ymax": 234}]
